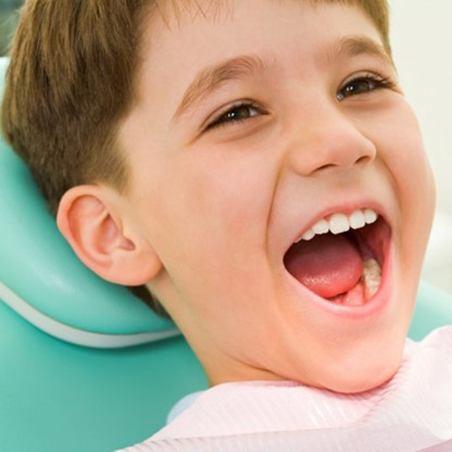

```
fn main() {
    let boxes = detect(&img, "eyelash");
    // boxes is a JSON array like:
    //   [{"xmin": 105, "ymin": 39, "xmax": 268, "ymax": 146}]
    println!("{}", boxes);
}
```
[
  {"xmin": 204, "ymin": 100, "xmax": 264, "ymax": 132},
  {"xmin": 204, "ymin": 73, "xmax": 394, "ymax": 131},
  {"xmin": 336, "ymin": 73, "xmax": 394, "ymax": 101}
]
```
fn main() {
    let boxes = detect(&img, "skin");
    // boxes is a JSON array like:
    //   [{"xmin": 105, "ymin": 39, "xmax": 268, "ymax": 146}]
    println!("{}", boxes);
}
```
[{"xmin": 58, "ymin": 0, "xmax": 436, "ymax": 393}]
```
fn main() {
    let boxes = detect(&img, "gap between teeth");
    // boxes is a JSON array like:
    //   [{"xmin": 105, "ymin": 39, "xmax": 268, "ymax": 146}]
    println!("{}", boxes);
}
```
[{"xmin": 298, "ymin": 209, "xmax": 378, "ymax": 242}]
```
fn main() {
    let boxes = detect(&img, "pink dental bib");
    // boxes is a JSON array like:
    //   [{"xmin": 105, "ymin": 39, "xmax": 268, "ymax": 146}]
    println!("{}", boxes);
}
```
[{"xmin": 118, "ymin": 326, "xmax": 452, "ymax": 451}]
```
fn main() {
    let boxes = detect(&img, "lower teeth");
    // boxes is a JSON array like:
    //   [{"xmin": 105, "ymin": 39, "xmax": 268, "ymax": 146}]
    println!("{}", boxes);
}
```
[
  {"xmin": 362, "ymin": 258, "xmax": 382, "ymax": 299},
  {"xmin": 326, "ymin": 258, "xmax": 382, "ymax": 305}
]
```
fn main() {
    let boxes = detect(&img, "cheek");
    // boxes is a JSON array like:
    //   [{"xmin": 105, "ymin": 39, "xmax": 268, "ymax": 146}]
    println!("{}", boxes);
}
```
[
  {"xmin": 152, "ymin": 153, "xmax": 280, "ymax": 329},
  {"xmin": 375, "ymin": 103, "xmax": 436, "ymax": 274},
  {"xmin": 178, "ymin": 152, "xmax": 274, "ymax": 251},
  {"xmin": 136, "ymin": 150, "xmax": 276, "ymax": 290},
  {"xmin": 364, "ymin": 99, "xmax": 435, "ymax": 215},
  {"xmin": 381, "ymin": 106, "xmax": 435, "ymax": 217}
]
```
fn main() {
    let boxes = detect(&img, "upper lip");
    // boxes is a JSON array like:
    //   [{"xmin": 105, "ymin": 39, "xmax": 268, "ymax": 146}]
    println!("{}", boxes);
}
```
[{"xmin": 284, "ymin": 198, "xmax": 391, "ymax": 254}]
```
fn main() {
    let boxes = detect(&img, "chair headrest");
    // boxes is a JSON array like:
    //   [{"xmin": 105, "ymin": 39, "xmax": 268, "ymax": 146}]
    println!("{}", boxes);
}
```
[{"xmin": 0, "ymin": 57, "xmax": 178, "ymax": 348}]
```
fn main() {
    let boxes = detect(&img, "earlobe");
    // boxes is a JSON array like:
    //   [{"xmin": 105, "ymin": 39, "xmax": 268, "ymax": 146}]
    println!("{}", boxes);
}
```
[{"xmin": 56, "ymin": 185, "xmax": 162, "ymax": 286}]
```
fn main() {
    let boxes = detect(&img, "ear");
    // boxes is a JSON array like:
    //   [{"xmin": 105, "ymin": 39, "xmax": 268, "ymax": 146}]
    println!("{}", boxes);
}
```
[{"xmin": 56, "ymin": 185, "xmax": 162, "ymax": 286}]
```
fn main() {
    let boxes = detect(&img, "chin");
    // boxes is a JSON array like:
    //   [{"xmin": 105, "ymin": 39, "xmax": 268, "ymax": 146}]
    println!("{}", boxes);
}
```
[{"xmin": 319, "ymin": 352, "xmax": 403, "ymax": 394}]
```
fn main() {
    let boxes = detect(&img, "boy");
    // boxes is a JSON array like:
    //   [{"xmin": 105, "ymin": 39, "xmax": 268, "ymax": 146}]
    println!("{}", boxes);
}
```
[{"xmin": 2, "ymin": 0, "xmax": 451, "ymax": 450}]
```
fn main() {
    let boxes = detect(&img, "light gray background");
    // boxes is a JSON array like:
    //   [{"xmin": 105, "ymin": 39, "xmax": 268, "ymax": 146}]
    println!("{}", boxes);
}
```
[{"xmin": 390, "ymin": 0, "xmax": 452, "ymax": 292}]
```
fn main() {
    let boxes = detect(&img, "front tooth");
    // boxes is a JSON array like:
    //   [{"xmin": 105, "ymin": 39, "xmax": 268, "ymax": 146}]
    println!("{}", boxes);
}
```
[
  {"xmin": 329, "ymin": 213, "xmax": 350, "ymax": 234},
  {"xmin": 364, "ymin": 209, "xmax": 378, "ymax": 224},
  {"xmin": 312, "ymin": 219, "xmax": 329, "ymax": 234},
  {"xmin": 302, "ymin": 229, "xmax": 315, "ymax": 241},
  {"xmin": 349, "ymin": 210, "xmax": 366, "ymax": 229}
]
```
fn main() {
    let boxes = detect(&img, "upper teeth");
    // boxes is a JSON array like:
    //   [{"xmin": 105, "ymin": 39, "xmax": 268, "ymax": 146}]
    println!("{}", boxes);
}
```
[{"xmin": 296, "ymin": 208, "xmax": 378, "ymax": 242}]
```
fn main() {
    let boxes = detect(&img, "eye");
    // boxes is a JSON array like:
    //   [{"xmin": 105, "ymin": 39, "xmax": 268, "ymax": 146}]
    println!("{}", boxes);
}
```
[
  {"xmin": 205, "ymin": 101, "xmax": 264, "ymax": 131},
  {"xmin": 336, "ymin": 74, "xmax": 394, "ymax": 101}
]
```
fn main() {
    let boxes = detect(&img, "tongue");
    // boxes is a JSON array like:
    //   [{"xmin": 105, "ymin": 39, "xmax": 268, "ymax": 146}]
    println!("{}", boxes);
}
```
[{"xmin": 284, "ymin": 233, "xmax": 363, "ymax": 298}]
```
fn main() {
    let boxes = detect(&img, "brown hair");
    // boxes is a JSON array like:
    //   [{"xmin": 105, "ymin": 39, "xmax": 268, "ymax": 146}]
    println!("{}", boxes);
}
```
[{"xmin": 1, "ymin": 0, "xmax": 390, "ymax": 319}]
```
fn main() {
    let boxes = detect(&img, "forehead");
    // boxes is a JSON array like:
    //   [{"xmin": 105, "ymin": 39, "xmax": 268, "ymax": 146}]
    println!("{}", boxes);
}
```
[
  {"xmin": 143, "ymin": 0, "xmax": 383, "ymax": 71},
  {"xmin": 138, "ymin": 0, "xmax": 383, "ymax": 96},
  {"xmin": 153, "ymin": 0, "xmax": 371, "ymax": 24}
]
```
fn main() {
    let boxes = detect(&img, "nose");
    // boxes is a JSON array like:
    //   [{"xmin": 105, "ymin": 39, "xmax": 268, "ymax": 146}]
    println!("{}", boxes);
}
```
[{"xmin": 286, "ymin": 107, "xmax": 376, "ymax": 177}]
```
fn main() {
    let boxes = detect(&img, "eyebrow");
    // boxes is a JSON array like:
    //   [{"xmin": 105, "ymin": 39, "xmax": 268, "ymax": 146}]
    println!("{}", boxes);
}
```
[
  {"xmin": 172, "ymin": 54, "xmax": 267, "ymax": 122},
  {"xmin": 172, "ymin": 36, "xmax": 392, "ymax": 122},
  {"xmin": 328, "ymin": 35, "xmax": 393, "ymax": 68}
]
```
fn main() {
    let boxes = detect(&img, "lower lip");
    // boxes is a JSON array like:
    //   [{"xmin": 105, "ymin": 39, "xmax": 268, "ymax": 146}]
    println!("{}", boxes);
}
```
[{"xmin": 284, "ymin": 236, "xmax": 394, "ymax": 321}]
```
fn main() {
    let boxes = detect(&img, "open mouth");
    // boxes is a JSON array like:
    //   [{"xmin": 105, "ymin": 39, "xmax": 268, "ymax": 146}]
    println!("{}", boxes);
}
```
[{"xmin": 283, "ymin": 213, "xmax": 392, "ymax": 307}]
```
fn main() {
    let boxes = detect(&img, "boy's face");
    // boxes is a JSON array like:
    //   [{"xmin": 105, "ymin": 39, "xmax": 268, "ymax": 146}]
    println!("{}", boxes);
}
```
[{"xmin": 118, "ymin": 0, "xmax": 435, "ymax": 392}]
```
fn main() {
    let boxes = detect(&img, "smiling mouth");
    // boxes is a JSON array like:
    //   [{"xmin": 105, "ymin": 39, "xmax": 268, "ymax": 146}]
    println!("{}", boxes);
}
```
[{"xmin": 283, "ymin": 216, "xmax": 392, "ymax": 306}]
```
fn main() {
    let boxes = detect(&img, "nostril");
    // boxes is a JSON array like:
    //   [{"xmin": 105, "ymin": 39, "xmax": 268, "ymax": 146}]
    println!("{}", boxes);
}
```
[
  {"xmin": 356, "ymin": 155, "xmax": 371, "ymax": 166},
  {"xmin": 312, "ymin": 155, "xmax": 371, "ymax": 174},
  {"xmin": 316, "ymin": 163, "xmax": 336, "ymax": 172}
]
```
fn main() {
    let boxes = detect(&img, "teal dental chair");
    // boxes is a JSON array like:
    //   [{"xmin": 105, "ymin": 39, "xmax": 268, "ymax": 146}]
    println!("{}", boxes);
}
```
[{"xmin": 1, "ymin": 56, "xmax": 451, "ymax": 452}]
